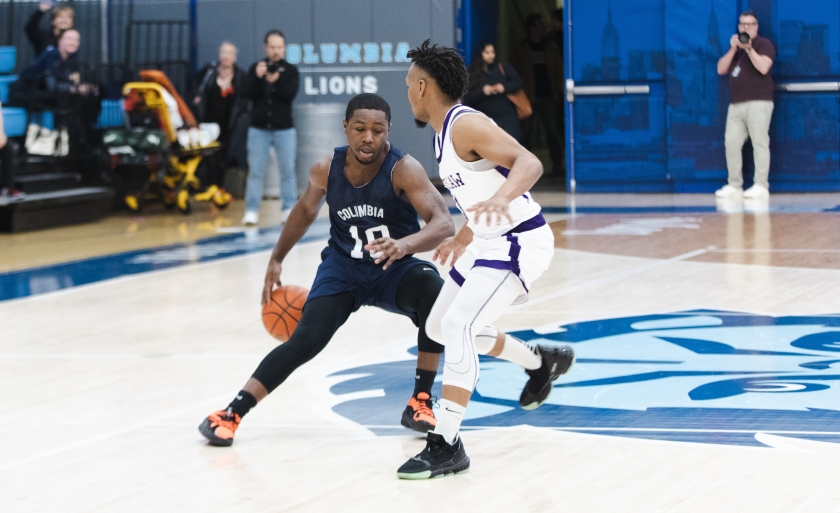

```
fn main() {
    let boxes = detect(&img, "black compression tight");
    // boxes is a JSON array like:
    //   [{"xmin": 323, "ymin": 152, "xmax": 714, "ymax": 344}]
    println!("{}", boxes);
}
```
[{"xmin": 251, "ymin": 265, "xmax": 446, "ymax": 393}]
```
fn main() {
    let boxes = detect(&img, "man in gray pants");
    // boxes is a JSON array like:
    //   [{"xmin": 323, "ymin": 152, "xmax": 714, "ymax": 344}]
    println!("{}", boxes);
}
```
[{"xmin": 715, "ymin": 11, "xmax": 775, "ymax": 200}]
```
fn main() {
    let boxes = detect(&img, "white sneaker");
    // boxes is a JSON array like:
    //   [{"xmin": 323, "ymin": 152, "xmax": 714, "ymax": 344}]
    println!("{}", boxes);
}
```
[
  {"xmin": 715, "ymin": 185, "xmax": 743, "ymax": 199},
  {"xmin": 242, "ymin": 211, "xmax": 259, "ymax": 226},
  {"xmin": 743, "ymin": 185, "xmax": 769, "ymax": 199},
  {"xmin": 280, "ymin": 208, "xmax": 292, "ymax": 223}
]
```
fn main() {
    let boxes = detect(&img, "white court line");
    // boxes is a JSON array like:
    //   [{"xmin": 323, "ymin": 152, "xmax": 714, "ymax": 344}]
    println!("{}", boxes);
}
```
[
  {"xmin": 709, "ymin": 249, "xmax": 840, "ymax": 253},
  {"xmin": 510, "ymin": 248, "xmax": 707, "ymax": 312},
  {"xmin": 141, "ymin": 423, "xmax": 840, "ymax": 437},
  {"xmin": 0, "ymin": 394, "xmax": 231, "ymax": 474},
  {"xmin": 0, "ymin": 353, "xmax": 266, "ymax": 360}
]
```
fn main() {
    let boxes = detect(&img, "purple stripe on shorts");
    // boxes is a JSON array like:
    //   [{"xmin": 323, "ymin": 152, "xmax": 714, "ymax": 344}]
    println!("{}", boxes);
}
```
[
  {"xmin": 495, "ymin": 165, "xmax": 510, "ymax": 178},
  {"xmin": 506, "ymin": 213, "xmax": 547, "ymax": 234},
  {"xmin": 471, "ymin": 232, "xmax": 528, "ymax": 291},
  {"xmin": 449, "ymin": 267, "xmax": 465, "ymax": 286}
]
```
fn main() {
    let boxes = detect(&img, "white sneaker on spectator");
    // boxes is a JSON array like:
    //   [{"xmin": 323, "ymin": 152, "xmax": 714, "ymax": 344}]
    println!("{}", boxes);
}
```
[
  {"xmin": 714, "ymin": 185, "xmax": 743, "ymax": 199},
  {"xmin": 242, "ymin": 211, "xmax": 259, "ymax": 226},
  {"xmin": 743, "ymin": 185, "xmax": 769, "ymax": 199},
  {"xmin": 280, "ymin": 209, "xmax": 292, "ymax": 224}
]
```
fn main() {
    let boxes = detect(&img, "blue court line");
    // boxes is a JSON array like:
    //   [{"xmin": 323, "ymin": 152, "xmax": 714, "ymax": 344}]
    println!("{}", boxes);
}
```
[
  {"xmin": 0, "ymin": 220, "xmax": 331, "ymax": 302},
  {"xmin": 2, "ymin": 203, "xmax": 838, "ymax": 302}
]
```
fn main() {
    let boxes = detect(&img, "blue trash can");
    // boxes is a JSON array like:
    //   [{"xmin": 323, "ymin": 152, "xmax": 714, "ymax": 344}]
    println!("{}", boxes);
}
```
[
  {"xmin": 2, "ymin": 107, "xmax": 27, "ymax": 137},
  {"xmin": 0, "ymin": 47, "xmax": 15, "ymax": 74},
  {"xmin": 0, "ymin": 75, "xmax": 18, "ymax": 104}
]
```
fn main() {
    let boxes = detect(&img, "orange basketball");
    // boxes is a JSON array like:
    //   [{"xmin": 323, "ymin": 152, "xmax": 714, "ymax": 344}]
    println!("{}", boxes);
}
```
[{"xmin": 262, "ymin": 284, "xmax": 308, "ymax": 342}]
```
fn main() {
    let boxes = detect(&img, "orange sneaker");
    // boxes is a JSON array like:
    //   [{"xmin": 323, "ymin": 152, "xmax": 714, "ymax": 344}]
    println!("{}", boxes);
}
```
[
  {"xmin": 401, "ymin": 392, "xmax": 436, "ymax": 433},
  {"xmin": 199, "ymin": 409, "xmax": 241, "ymax": 446}
]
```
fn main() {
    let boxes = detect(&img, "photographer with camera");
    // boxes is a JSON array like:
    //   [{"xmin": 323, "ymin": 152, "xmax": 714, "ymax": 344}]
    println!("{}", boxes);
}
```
[
  {"xmin": 715, "ymin": 11, "xmax": 775, "ymax": 200},
  {"xmin": 242, "ymin": 29, "xmax": 300, "ymax": 226}
]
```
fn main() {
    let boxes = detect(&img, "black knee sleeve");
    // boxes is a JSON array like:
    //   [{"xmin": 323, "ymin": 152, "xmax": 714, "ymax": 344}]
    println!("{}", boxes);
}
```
[
  {"xmin": 251, "ymin": 293, "xmax": 354, "ymax": 393},
  {"xmin": 396, "ymin": 265, "xmax": 445, "ymax": 354}
]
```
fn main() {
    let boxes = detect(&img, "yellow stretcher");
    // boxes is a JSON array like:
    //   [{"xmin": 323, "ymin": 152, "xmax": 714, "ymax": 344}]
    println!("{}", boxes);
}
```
[{"xmin": 119, "ymin": 77, "xmax": 231, "ymax": 214}]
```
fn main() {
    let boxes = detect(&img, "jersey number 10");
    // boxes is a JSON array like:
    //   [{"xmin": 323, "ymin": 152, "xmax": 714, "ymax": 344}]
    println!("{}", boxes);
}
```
[{"xmin": 348, "ymin": 225, "xmax": 391, "ymax": 259}]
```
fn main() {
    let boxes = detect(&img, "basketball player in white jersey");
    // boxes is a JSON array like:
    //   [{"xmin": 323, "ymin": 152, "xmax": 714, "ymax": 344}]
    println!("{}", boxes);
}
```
[{"xmin": 397, "ymin": 40, "xmax": 575, "ymax": 479}]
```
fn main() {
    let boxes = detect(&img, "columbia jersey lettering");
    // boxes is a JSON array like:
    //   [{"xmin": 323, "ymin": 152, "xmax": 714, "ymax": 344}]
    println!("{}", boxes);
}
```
[
  {"xmin": 434, "ymin": 105, "xmax": 542, "ymax": 238},
  {"xmin": 327, "ymin": 145, "xmax": 420, "ymax": 262}
]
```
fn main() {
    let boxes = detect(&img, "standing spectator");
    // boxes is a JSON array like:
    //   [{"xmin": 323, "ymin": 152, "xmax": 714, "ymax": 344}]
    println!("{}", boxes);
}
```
[
  {"xmin": 193, "ymin": 42, "xmax": 248, "ymax": 204},
  {"xmin": 242, "ymin": 30, "xmax": 299, "ymax": 226},
  {"xmin": 25, "ymin": 2, "xmax": 74, "ymax": 57},
  {"xmin": 18, "ymin": 29, "xmax": 100, "ymax": 156},
  {"xmin": 512, "ymin": 14, "xmax": 564, "ymax": 175},
  {"xmin": 548, "ymin": 8, "xmax": 564, "ymax": 50},
  {"xmin": 0, "ymin": 101, "xmax": 24, "ymax": 201},
  {"xmin": 463, "ymin": 42, "xmax": 524, "ymax": 143},
  {"xmin": 715, "ymin": 11, "xmax": 775, "ymax": 200}
]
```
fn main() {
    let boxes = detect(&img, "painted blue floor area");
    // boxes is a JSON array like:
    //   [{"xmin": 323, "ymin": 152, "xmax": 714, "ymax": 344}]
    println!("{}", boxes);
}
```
[
  {"xmin": 329, "ymin": 311, "xmax": 840, "ymax": 447},
  {"xmin": 0, "ymin": 219, "xmax": 332, "ymax": 302}
]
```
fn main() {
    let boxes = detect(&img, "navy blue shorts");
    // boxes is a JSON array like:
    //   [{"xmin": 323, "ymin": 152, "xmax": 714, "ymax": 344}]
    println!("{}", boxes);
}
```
[{"xmin": 308, "ymin": 246, "xmax": 438, "ymax": 325}]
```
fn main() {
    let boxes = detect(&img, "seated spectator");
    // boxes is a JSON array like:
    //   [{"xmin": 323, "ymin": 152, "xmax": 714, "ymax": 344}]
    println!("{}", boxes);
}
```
[
  {"xmin": 0, "ymin": 101, "xmax": 24, "ymax": 201},
  {"xmin": 463, "ymin": 42, "xmax": 525, "ymax": 143},
  {"xmin": 18, "ymin": 29, "xmax": 100, "ymax": 155},
  {"xmin": 25, "ymin": 2, "xmax": 74, "ymax": 57},
  {"xmin": 192, "ymin": 42, "xmax": 248, "ymax": 196}
]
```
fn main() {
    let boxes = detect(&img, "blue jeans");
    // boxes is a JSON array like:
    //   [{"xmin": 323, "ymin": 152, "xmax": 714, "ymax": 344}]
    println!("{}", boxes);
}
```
[{"xmin": 245, "ymin": 127, "xmax": 297, "ymax": 212}]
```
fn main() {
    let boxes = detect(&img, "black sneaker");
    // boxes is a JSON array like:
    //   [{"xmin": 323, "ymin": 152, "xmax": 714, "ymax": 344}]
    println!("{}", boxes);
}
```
[
  {"xmin": 519, "ymin": 344, "xmax": 575, "ymax": 410},
  {"xmin": 396, "ymin": 432, "xmax": 470, "ymax": 480},
  {"xmin": 400, "ymin": 392, "xmax": 436, "ymax": 433}
]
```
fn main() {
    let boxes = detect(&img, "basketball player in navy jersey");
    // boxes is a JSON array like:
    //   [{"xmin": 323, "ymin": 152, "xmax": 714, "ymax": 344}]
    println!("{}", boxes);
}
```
[
  {"xmin": 199, "ymin": 94, "xmax": 454, "ymax": 445},
  {"xmin": 397, "ymin": 41, "xmax": 574, "ymax": 479}
]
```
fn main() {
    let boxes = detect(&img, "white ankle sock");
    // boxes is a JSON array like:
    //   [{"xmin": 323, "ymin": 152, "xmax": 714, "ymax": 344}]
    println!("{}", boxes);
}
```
[
  {"xmin": 433, "ymin": 399, "xmax": 466, "ymax": 444},
  {"xmin": 498, "ymin": 335, "xmax": 542, "ymax": 370}
]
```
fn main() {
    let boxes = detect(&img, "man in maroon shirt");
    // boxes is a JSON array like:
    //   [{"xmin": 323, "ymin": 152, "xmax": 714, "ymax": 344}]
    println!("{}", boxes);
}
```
[{"xmin": 715, "ymin": 11, "xmax": 775, "ymax": 200}]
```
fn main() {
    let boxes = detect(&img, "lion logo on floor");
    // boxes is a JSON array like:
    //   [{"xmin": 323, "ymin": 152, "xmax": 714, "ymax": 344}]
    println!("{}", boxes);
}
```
[{"xmin": 328, "ymin": 310, "xmax": 840, "ymax": 447}]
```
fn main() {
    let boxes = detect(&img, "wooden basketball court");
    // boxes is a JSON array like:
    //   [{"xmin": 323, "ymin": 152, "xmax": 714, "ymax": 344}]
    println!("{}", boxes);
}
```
[{"xmin": 2, "ymin": 193, "xmax": 840, "ymax": 511}]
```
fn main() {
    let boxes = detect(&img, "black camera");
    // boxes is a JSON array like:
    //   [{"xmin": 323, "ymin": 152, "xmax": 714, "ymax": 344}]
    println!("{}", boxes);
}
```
[
  {"xmin": 265, "ymin": 60, "xmax": 279, "ymax": 74},
  {"xmin": 738, "ymin": 32, "xmax": 751, "ymax": 44}
]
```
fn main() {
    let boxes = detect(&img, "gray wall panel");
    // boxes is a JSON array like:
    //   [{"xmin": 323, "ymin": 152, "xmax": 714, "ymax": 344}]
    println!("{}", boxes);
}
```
[
  {"xmin": 196, "ymin": 1, "xmax": 257, "ymax": 67},
  {"xmin": 372, "ymin": 0, "xmax": 431, "ymax": 45},
  {"xmin": 430, "ymin": 0, "xmax": 456, "ymax": 47},
  {"xmin": 312, "ymin": 0, "xmax": 373, "ymax": 42}
]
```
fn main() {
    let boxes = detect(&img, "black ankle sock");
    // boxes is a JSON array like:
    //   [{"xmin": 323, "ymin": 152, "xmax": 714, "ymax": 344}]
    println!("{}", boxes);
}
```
[
  {"xmin": 227, "ymin": 390, "xmax": 257, "ymax": 416},
  {"xmin": 413, "ymin": 368, "xmax": 437, "ymax": 398}
]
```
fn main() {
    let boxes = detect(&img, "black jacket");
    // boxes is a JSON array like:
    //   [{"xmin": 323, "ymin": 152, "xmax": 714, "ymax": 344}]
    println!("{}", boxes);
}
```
[
  {"xmin": 244, "ymin": 60, "xmax": 299, "ymax": 130},
  {"xmin": 192, "ymin": 62, "xmax": 248, "ymax": 129},
  {"xmin": 25, "ymin": 9, "xmax": 59, "ymax": 57},
  {"xmin": 463, "ymin": 62, "xmax": 522, "ymax": 123}
]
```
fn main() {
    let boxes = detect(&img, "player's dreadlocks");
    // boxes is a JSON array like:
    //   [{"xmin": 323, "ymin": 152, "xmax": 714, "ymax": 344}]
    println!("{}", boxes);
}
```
[{"xmin": 407, "ymin": 40, "xmax": 469, "ymax": 102}]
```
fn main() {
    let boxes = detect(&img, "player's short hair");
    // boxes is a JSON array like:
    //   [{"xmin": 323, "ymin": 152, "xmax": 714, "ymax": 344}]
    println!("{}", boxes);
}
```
[
  {"xmin": 406, "ymin": 40, "xmax": 468, "ymax": 102},
  {"xmin": 739, "ymin": 11, "xmax": 758, "ymax": 22},
  {"xmin": 264, "ymin": 29, "xmax": 285, "ymax": 44},
  {"xmin": 345, "ymin": 93, "xmax": 391, "ymax": 123}
]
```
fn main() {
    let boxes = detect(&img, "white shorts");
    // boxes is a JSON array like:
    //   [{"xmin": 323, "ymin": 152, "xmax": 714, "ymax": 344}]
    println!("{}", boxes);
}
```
[{"xmin": 449, "ymin": 216, "xmax": 554, "ymax": 304}]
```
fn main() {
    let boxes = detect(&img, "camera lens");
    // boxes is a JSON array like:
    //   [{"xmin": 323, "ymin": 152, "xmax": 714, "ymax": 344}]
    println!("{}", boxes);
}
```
[{"xmin": 738, "ymin": 32, "xmax": 750, "ymax": 44}]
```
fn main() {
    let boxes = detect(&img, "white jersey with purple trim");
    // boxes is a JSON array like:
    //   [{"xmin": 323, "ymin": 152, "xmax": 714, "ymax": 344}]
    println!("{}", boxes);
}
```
[{"xmin": 434, "ymin": 104, "xmax": 543, "ymax": 239}]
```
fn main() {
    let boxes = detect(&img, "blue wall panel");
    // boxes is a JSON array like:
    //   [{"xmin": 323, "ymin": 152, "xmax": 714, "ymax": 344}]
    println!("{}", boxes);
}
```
[
  {"xmin": 568, "ymin": 0, "xmax": 840, "ymax": 192},
  {"xmin": 569, "ymin": 0, "xmax": 667, "ymax": 192}
]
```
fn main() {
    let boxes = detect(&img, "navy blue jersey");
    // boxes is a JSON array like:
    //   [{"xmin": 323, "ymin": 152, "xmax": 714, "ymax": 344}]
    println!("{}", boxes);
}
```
[{"xmin": 326, "ymin": 144, "xmax": 421, "ymax": 263}]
